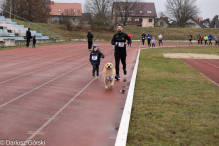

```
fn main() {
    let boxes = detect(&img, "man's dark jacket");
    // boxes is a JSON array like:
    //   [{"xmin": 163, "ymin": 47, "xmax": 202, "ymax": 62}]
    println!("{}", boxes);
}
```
[
  {"xmin": 87, "ymin": 32, "xmax": 93, "ymax": 41},
  {"xmin": 26, "ymin": 31, "xmax": 32, "ymax": 40}
]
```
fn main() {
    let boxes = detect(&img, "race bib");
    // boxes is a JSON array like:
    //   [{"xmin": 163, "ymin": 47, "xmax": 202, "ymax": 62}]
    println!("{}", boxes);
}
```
[
  {"xmin": 107, "ymin": 76, "xmax": 114, "ymax": 80},
  {"xmin": 118, "ymin": 42, "xmax": 124, "ymax": 47},
  {"xmin": 92, "ymin": 55, "xmax": 98, "ymax": 61}
]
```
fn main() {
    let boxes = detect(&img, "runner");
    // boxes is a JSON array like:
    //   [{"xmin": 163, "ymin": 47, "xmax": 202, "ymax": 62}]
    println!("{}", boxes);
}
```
[
  {"xmin": 111, "ymin": 24, "xmax": 131, "ymax": 80},
  {"xmin": 197, "ymin": 34, "xmax": 201, "ymax": 45},
  {"xmin": 158, "ymin": 33, "xmax": 163, "ymax": 46},
  {"xmin": 204, "ymin": 35, "xmax": 208, "ymax": 45},
  {"xmin": 200, "ymin": 34, "xmax": 204, "ymax": 45},
  {"xmin": 147, "ymin": 32, "xmax": 152, "ymax": 47},
  {"xmin": 141, "ymin": 31, "xmax": 146, "ymax": 47},
  {"xmin": 208, "ymin": 34, "xmax": 213, "ymax": 45},
  {"xmin": 128, "ymin": 32, "xmax": 132, "ymax": 47},
  {"xmin": 189, "ymin": 33, "xmax": 193, "ymax": 45}
]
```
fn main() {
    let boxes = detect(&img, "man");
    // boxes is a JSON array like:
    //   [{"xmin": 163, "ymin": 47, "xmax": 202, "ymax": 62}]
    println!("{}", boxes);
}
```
[
  {"xmin": 146, "ymin": 32, "xmax": 152, "ymax": 47},
  {"xmin": 26, "ymin": 28, "xmax": 32, "ymax": 48},
  {"xmin": 128, "ymin": 32, "xmax": 132, "ymax": 47},
  {"xmin": 208, "ymin": 34, "xmax": 213, "ymax": 45},
  {"xmin": 197, "ymin": 34, "xmax": 201, "ymax": 45},
  {"xmin": 204, "ymin": 35, "xmax": 208, "ymax": 45},
  {"xmin": 87, "ymin": 30, "xmax": 93, "ymax": 51},
  {"xmin": 158, "ymin": 33, "xmax": 163, "ymax": 46},
  {"xmin": 141, "ymin": 31, "xmax": 146, "ymax": 47},
  {"xmin": 111, "ymin": 24, "xmax": 131, "ymax": 80},
  {"xmin": 189, "ymin": 33, "xmax": 193, "ymax": 45},
  {"xmin": 200, "ymin": 34, "xmax": 204, "ymax": 45}
]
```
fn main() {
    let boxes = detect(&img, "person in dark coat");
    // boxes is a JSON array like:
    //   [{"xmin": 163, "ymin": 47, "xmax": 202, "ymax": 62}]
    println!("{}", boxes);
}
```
[
  {"xmin": 26, "ymin": 28, "xmax": 32, "ymax": 48},
  {"xmin": 111, "ymin": 24, "xmax": 131, "ymax": 80},
  {"xmin": 87, "ymin": 30, "xmax": 93, "ymax": 51},
  {"xmin": 89, "ymin": 44, "xmax": 104, "ymax": 76}
]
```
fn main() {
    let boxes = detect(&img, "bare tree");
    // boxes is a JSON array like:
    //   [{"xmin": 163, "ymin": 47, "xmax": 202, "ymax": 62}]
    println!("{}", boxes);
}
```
[
  {"xmin": 84, "ymin": 0, "xmax": 113, "ymax": 26},
  {"xmin": 158, "ymin": 11, "xmax": 166, "ymax": 18},
  {"xmin": 61, "ymin": 9, "xmax": 81, "ymax": 31},
  {"xmin": 112, "ymin": 0, "xmax": 143, "ymax": 26},
  {"xmin": 165, "ymin": 0, "xmax": 200, "ymax": 28}
]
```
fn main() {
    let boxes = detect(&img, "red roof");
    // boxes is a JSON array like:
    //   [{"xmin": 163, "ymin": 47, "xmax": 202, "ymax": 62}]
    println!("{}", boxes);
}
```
[{"xmin": 50, "ymin": 2, "xmax": 82, "ymax": 16}]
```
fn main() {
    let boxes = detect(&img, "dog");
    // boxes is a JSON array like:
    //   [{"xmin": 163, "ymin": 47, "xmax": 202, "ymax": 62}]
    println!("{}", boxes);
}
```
[{"xmin": 102, "ymin": 62, "xmax": 115, "ymax": 89}]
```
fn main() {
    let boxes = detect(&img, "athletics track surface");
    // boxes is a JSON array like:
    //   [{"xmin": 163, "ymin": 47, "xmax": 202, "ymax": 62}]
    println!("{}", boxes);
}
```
[{"xmin": 0, "ymin": 42, "xmax": 218, "ymax": 146}]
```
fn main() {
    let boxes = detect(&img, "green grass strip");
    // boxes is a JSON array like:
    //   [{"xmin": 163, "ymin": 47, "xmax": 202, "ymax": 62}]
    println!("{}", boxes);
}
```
[{"xmin": 127, "ymin": 46, "xmax": 219, "ymax": 146}]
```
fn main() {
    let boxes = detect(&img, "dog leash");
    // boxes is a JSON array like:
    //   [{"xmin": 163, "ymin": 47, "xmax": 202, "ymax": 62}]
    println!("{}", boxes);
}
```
[{"xmin": 108, "ymin": 46, "xmax": 115, "ymax": 62}]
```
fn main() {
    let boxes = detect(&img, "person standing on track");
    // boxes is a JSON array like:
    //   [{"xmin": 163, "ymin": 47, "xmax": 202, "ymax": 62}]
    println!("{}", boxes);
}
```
[
  {"xmin": 128, "ymin": 32, "xmax": 132, "ymax": 47},
  {"xmin": 26, "ymin": 28, "xmax": 32, "ymax": 48},
  {"xmin": 147, "ymin": 32, "xmax": 152, "ymax": 47},
  {"xmin": 141, "ymin": 31, "xmax": 146, "ymax": 47},
  {"xmin": 87, "ymin": 30, "xmax": 93, "ymax": 51},
  {"xmin": 111, "ymin": 24, "xmax": 131, "ymax": 80},
  {"xmin": 158, "ymin": 33, "xmax": 163, "ymax": 46},
  {"xmin": 208, "ymin": 34, "xmax": 213, "ymax": 45},
  {"xmin": 189, "ymin": 33, "xmax": 193, "ymax": 45},
  {"xmin": 152, "ymin": 37, "xmax": 155, "ymax": 48}
]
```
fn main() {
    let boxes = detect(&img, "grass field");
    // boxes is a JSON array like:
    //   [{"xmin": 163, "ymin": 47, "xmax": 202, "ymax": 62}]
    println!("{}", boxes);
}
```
[
  {"xmin": 127, "ymin": 46, "xmax": 219, "ymax": 146},
  {"xmin": 13, "ymin": 19, "xmax": 219, "ymax": 40}
]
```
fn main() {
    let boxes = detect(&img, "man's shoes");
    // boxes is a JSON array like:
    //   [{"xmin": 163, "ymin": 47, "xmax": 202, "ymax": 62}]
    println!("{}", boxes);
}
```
[
  {"xmin": 123, "ymin": 69, "xmax": 127, "ymax": 75},
  {"xmin": 115, "ymin": 75, "xmax": 120, "ymax": 80},
  {"xmin": 97, "ymin": 73, "xmax": 99, "ymax": 76}
]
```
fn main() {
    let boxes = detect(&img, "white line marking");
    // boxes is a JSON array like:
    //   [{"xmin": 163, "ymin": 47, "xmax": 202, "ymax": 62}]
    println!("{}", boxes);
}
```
[
  {"xmin": 200, "ymin": 59, "xmax": 219, "ymax": 69},
  {"xmin": 0, "ymin": 49, "xmax": 112, "ymax": 108}
]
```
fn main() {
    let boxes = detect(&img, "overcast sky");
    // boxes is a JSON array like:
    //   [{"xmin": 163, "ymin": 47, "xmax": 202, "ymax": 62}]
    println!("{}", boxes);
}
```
[{"xmin": 53, "ymin": 0, "xmax": 219, "ymax": 20}]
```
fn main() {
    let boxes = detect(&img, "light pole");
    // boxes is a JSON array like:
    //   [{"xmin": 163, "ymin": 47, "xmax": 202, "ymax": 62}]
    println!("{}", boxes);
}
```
[{"xmin": 10, "ymin": 0, "xmax": 12, "ymax": 18}]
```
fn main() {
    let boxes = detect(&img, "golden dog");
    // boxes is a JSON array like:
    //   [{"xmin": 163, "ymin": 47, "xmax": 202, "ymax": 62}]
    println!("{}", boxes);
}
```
[{"xmin": 102, "ymin": 62, "xmax": 115, "ymax": 89}]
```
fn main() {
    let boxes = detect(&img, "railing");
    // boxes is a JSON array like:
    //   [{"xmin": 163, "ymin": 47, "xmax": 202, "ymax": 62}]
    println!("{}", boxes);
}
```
[{"xmin": 1, "ymin": 9, "xmax": 64, "ymax": 39}]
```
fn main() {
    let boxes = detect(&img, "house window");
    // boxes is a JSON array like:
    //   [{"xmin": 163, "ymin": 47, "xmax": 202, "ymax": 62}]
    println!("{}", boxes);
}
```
[
  {"xmin": 55, "ymin": 16, "xmax": 61, "ymax": 21},
  {"xmin": 72, "ymin": 17, "xmax": 77, "ymax": 21},
  {"xmin": 129, "ymin": 10, "xmax": 133, "ymax": 13},
  {"xmin": 139, "ymin": 18, "xmax": 142, "ymax": 22},
  {"xmin": 160, "ymin": 22, "xmax": 163, "ymax": 26},
  {"xmin": 149, "ymin": 19, "xmax": 152, "ymax": 22},
  {"xmin": 140, "ymin": 11, "xmax": 142, "ymax": 13},
  {"xmin": 147, "ymin": 11, "xmax": 152, "ymax": 14},
  {"xmin": 131, "ymin": 18, "xmax": 135, "ymax": 22},
  {"xmin": 58, "ymin": 9, "xmax": 61, "ymax": 12}
]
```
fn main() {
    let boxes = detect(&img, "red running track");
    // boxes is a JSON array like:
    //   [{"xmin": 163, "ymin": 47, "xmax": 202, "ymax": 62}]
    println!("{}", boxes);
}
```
[
  {"xmin": 0, "ymin": 42, "xmax": 139, "ymax": 146},
  {"xmin": 182, "ymin": 59, "xmax": 219, "ymax": 86}
]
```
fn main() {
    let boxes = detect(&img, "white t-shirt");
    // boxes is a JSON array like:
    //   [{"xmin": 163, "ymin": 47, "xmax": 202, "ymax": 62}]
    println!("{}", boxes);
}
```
[
  {"xmin": 152, "ymin": 40, "xmax": 155, "ymax": 43},
  {"xmin": 158, "ymin": 34, "xmax": 162, "ymax": 40}
]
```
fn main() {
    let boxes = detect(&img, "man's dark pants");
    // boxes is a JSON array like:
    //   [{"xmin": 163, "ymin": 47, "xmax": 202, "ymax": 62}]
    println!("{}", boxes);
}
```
[
  {"xmin": 88, "ymin": 41, "xmax": 92, "ymax": 49},
  {"xmin": 26, "ymin": 39, "xmax": 30, "ymax": 47},
  {"xmin": 114, "ymin": 49, "xmax": 126, "ymax": 76}
]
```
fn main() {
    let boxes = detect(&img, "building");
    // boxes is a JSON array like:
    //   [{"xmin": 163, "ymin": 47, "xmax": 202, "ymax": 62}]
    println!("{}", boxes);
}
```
[
  {"xmin": 185, "ymin": 17, "xmax": 206, "ymax": 28},
  {"xmin": 155, "ymin": 17, "xmax": 170, "ymax": 28},
  {"xmin": 112, "ymin": 2, "xmax": 157, "ymax": 27},
  {"xmin": 49, "ymin": 1, "xmax": 82, "ymax": 25},
  {"xmin": 201, "ymin": 18, "xmax": 210, "ymax": 27}
]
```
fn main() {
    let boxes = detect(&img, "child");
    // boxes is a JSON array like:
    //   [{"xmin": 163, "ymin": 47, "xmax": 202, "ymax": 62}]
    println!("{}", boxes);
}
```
[
  {"xmin": 152, "ymin": 37, "xmax": 155, "ymax": 48},
  {"xmin": 89, "ymin": 44, "xmax": 104, "ymax": 77},
  {"xmin": 32, "ymin": 35, "xmax": 36, "ymax": 48}
]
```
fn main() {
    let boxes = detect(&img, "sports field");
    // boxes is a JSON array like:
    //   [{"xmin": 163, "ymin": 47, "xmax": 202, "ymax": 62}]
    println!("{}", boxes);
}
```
[{"xmin": 0, "ymin": 42, "xmax": 218, "ymax": 146}]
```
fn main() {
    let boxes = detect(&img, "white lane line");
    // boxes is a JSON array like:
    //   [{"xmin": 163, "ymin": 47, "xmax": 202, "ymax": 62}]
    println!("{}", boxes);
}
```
[
  {"xmin": 0, "ymin": 62, "xmax": 88, "ymax": 108},
  {"xmin": 21, "ymin": 50, "xmax": 117, "ymax": 146},
  {"xmin": 0, "ymin": 49, "xmax": 112, "ymax": 108},
  {"xmin": 0, "ymin": 46, "xmax": 110, "ymax": 84},
  {"xmin": 183, "ymin": 61, "xmax": 219, "ymax": 87},
  {"xmin": 200, "ymin": 59, "xmax": 219, "ymax": 69}
]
